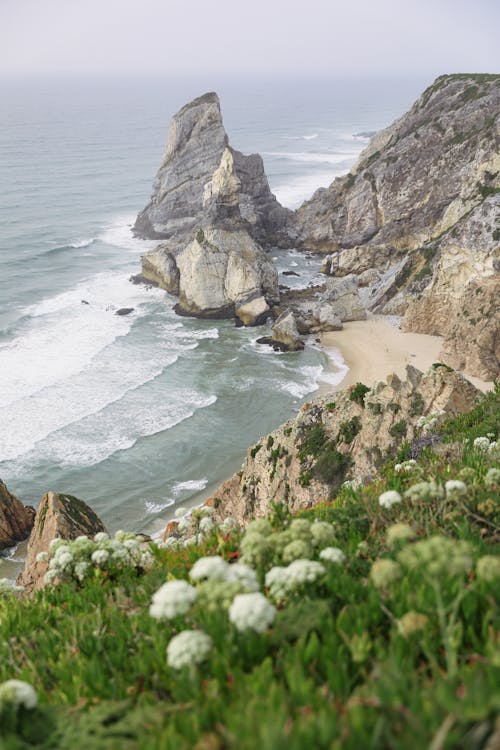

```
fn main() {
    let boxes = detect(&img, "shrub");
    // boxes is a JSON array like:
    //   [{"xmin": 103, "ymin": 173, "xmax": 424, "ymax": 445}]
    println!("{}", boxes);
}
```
[{"xmin": 349, "ymin": 383, "xmax": 370, "ymax": 406}]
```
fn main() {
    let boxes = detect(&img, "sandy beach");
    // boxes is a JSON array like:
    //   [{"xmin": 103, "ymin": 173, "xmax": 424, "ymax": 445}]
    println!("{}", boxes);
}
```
[{"xmin": 319, "ymin": 315, "xmax": 492, "ymax": 394}]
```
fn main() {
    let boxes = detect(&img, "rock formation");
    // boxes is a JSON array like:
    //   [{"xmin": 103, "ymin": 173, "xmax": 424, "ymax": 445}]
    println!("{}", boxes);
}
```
[
  {"xmin": 18, "ymin": 492, "xmax": 106, "ymax": 592},
  {"xmin": 135, "ymin": 92, "xmax": 288, "ymax": 325},
  {"xmin": 0, "ymin": 480, "xmax": 35, "ymax": 551},
  {"xmin": 205, "ymin": 366, "xmax": 480, "ymax": 524},
  {"xmin": 257, "ymin": 310, "xmax": 305, "ymax": 351},
  {"xmin": 293, "ymin": 74, "xmax": 500, "ymax": 378}
]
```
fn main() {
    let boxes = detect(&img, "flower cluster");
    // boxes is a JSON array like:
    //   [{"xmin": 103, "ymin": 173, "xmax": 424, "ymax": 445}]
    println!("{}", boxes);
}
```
[
  {"xmin": 378, "ymin": 490, "xmax": 402, "ymax": 509},
  {"xmin": 444, "ymin": 480, "xmax": 467, "ymax": 499},
  {"xmin": 417, "ymin": 410, "xmax": 446, "ymax": 434},
  {"xmin": 43, "ymin": 531, "xmax": 153, "ymax": 585},
  {"xmin": 404, "ymin": 481, "xmax": 443, "ymax": 503},
  {"xmin": 166, "ymin": 630, "xmax": 213, "ymax": 670},
  {"xmin": 386, "ymin": 523, "xmax": 415, "ymax": 546},
  {"xmin": 0, "ymin": 680, "xmax": 37, "ymax": 710},
  {"xmin": 319, "ymin": 547, "xmax": 346, "ymax": 564},
  {"xmin": 240, "ymin": 516, "xmax": 337, "ymax": 569},
  {"xmin": 229, "ymin": 592, "xmax": 276, "ymax": 633},
  {"xmin": 265, "ymin": 559, "xmax": 325, "ymax": 602},
  {"xmin": 150, "ymin": 580, "xmax": 197, "ymax": 620},
  {"xmin": 394, "ymin": 459, "xmax": 417, "ymax": 474},
  {"xmin": 370, "ymin": 559, "xmax": 402, "ymax": 589},
  {"xmin": 160, "ymin": 506, "xmax": 240, "ymax": 550},
  {"xmin": 484, "ymin": 467, "xmax": 500, "ymax": 489},
  {"xmin": 397, "ymin": 535, "xmax": 472, "ymax": 577}
]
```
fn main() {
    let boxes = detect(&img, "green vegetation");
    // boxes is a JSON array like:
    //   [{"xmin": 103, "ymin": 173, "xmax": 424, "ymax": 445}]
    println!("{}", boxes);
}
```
[
  {"xmin": 325, "ymin": 402, "xmax": 336, "ymax": 412},
  {"xmin": 297, "ymin": 424, "xmax": 328, "ymax": 461},
  {"xmin": 338, "ymin": 417, "xmax": 361, "ymax": 445},
  {"xmin": 478, "ymin": 182, "xmax": 500, "ymax": 199},
  {"xmin": 493, "ymin": 228, "xmax": 500, "ymax": 242},
  {"xmin": 349, "ymin": 382, "xmax": 370, "ymax": 407},
  {"xmin": 421, "ymin": 245, "xmax": 437, "ymax": 263},
  {"xmin": 413, "ymin": 264, "xmax": 432, "ymax": 283},
  {"xmin": 410, "ymin": 391, "xmax": 425, "ymax": 417},
  {"xmin": 389, "ymin": 419, "xmax": 408, "ymax": 439},
  {"xmin": 0, "ymin": 388, "xmax": 499, "ymax": 749},
  {"xmin": 344, "ymin": 173, "xmax": 355, "ymax": 189},
  {"xmin": 250, "ymin": 444, "xmax": 262, "ymax": 459},
  {"xmin": 195, "ymin": 228, "xmax": 205, "ymax": 244}
]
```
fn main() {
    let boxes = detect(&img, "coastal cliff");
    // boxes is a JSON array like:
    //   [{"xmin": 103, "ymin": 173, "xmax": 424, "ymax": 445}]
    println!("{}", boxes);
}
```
[{"xmin": 293, "ymin": 74, "xmax": 500, "ymax": 379}]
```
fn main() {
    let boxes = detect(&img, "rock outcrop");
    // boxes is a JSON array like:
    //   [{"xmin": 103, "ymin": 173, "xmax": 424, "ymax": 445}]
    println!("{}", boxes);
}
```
[
  {"xmin": 0, "ymin": 480, "xmax": 35, "ymax": 551},
  {"xmin": 135, "ymin": 93, "xmax": 288, "ymax": 324},
  {"xmin": 293, "ymin": 74, "xmax": 500, "ymax": 378},
  {"xmin": 18, "ymin": 492, "xmax": 106, "ymax": 592},
  {"xmin": 258, "ymin": 310, "xmax": 304, "ymax": 352},
  {"xmin": 206, "ymin": 366, "xmax": 480, "ymax": 524}
]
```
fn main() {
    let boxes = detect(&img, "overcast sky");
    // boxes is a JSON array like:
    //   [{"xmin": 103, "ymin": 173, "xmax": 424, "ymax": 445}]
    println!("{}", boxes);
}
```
[{"xmin": 1, "ymin": 0, "xmax": 499, "ymax": 78}]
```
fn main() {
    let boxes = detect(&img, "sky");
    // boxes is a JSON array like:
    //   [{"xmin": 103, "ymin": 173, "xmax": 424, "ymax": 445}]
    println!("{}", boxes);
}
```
[{"xmin": 1, "ymin": 0, "xmax": 499, "ymax": 78}]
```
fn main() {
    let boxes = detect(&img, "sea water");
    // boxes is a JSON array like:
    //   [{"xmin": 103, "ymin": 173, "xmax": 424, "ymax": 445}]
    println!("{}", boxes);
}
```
[{"xmin": 0, "ymin": 75, "xmax": 428, "ymax": 574}]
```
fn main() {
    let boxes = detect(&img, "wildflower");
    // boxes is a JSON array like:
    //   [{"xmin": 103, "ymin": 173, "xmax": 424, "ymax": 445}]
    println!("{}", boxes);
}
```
[
  {"xmin": 386, "ymin": 523, "xmax": 415, "ymax": 546},
  {"xmin": 239, "ymin": 532, "xmax": 272, "ymax": 568},
  {"xmin": 397, "ymin": 611, "xmax": 428, "ymax": 637},
  {"xmin": 378, "ymin": 490, "xmax": 402, "ymax": 509},
  {"xmin": 485, "ymin": 467, "xmax": 500, "ymax": 489},
  {"xmin": 488, "ymin": 440, "xmax": 499, "ymax": 456},
  {"xmin": 183, "ymin": 536, "xmax": 197, "ymax": 547},
  {"xmin": 404, "ymin": 481, "xmax": 443, "ymax": 503},
  {"xmin": 221, "ymin": 516, "xmax": 237, "ymax": 532},
  {"xmin": 177, "ymin": 517, "xmax": 191, "ymax": 535},
  {"xmin": 289, "ymin": 519, "xmax": 312, "ymax": 541},
  {"xmin": 49, "ymin": 538, "xmax": 64, "ymax": 551},
  {"xmin": 473, "ymin": 436, "xmax": 490, "ymax": 452},
  {"xmin": 0, "ymin": 680, "xmax": 37, "ymax": 709},
  {"xmin": 35, "ymin": 551, "xmax": 48, "ymax": 563},
  {"xmin": 199, "ymin": 516, "xmax": 215, "ymax": 535},
  {"xmin": 226, "ymin": 563, "xmax": 259, "ymax": 592},
  {"xmin": 246, "ymin": 519, "xmax": 272, "ymax": 537},
  {"xmin": 174, "ymin": 507, "xmax": 187, "ymax": 518},
  {"xmin": 398, "ymin": 536, "xmax": 472, "ymax": 577},
  {"xmin": 395, "ymin": 460, "xmax": 417, "ymax": 473},
  {"xmin": 91, "ymin": 549, "xmax": 109, "ymax": 567},
  {"xmin": 94, "ymin": 532, "xmax": 110, "ymax": 543},
  {"xmin": 74, "ymin": 561, "xmax": 90, "ymax": 582},
  {"xmin": 264, "ymin": 566, "xmax": 290, "ymax": 602},
  {"xmin": 319, "ymin": 547, "xmax": 345, "ymax": 564},
  {"xmin": 55, "ymin": 552, "xmax": 73, "ymax": 571},
  {"xmin": 140, "ymin": 551, "xmax": 155, "ymax": 569},
  {"xmin": 166, "ymin": 630, "xmax": 212, "ymax": 670},
  {"xmin": 478, "ymin": 499, "xmax": 497, "ymax": 516},
  {"xmin": 190, "ymin": 556, "xmax": 229, "ymax": 582},
  {"xmin": 476, "ymin": 556, "xmax": 500, "ymax": 582},
  {"xmin": 310, "ymin": 521, "xmax": 336, "ymax": 548},
  {"xmin": 150, "ymin": 580, "xmax": 197, "ymax": 620},
  {"xmin": 265, "ymin": 560, "xmax": 325, "ymax": 601},
  {"xmin": 445, "ymin": 480, "xmax": 467, "ymax": 499},
  {"xmin": 44, "ymin": 569, "xmax": 58, "ymax": 584},
  {"xmin": 160, "ymin": 537, "xmax": 179, "ymax": 550},
  {"xmin": 123, "ymin": 538, "xmax": 140, "ymax": 551},
  {"xmin": 458, "ymin": 467, "xmax": 477, "ymax": 482},
  {"xmin": 282, "ymin": 539, "xmax": 312, "ymax": 564},
  {"xmin": 370, "ymin": 559, "xmax": 402, "ymax": 589},
  {"xmin": 229, "ymin": 592, "xmax": 276, "ymax": 633}
]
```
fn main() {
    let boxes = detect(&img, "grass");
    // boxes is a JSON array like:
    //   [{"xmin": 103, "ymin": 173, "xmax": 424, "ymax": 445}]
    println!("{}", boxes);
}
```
[{"xmin": 0, "ymin": 386, "xmax": 499, "ymax": 749}]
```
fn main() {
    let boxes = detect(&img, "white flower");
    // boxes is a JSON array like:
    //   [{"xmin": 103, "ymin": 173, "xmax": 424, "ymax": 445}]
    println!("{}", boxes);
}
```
[
  {"xmin": 35, "ymin": 551, "xmax": 49, "ymax": 563},
  {"xmin": 221, "ymin": 516, "xmax": 237, "ymax": 532},
  {"xmin": 319, "ymin": 547, "xmax": 345, "ymax": 564},
  {"xmin": 44, "ymin": 569, "xmax": 58, "ymax": 584},
  {"xmin": 473, "ymin": 436, "xmax": 491, "ymax": 452},
  {"xmin": 150, "ymin": 580, "xmax": 197, "ymax": 620},
  {"xmin": 199, "ymin": 516, "xmax": 215, "ymax": 534},
  {"xmin": 183, "ymin": 536, "xmax": 197, "ymax": 547},
  {"xmin": 174, "ymin": 507, "xmax": 187, "ymax": 518},
  {"xmin": 445, "ymin": 480, "xmax": 467, "ymax": 499},
  {"xmin": 379, "ymin": 490, "xmax": 402, "ymax": 509},
  {"xmin": 310, "ymin": 521, "xmax": 336, "ymax": 548},
  {"xmin": 75, "ymin": 535, "xmax": 89, "ymax": 542},
  {"xmin": 265, "ymin": 560, "xmax": 325, "ymax": 601},
  {"xmin": 160, "ymin": 537, "xmax": 179, "ymax": 550},
  {"xmin": 0, "ymin": 680, "xmax": 37, "ymax": 709},
  {"xmin": 56, "ymin": 552, "xmax": 73, "ymax": 570},
  {"xmin": 74, "ymin": 561, "xmax": 90, "ymax": 581},
  {"xmin": 94, "ymin": 532, "xmax": 110, "ymax": 543},
  {"xmin": 166, "ymin": 630, "xmax": 212, "ymax": 670},
  {"xmin": 199, "ymin": 506, "xmax": 213, "ymax": 516},
  {"xmin": 49, "ymin": 538, "xmax": 63, "ymax": 550},
  {"xmin": 91, "ymin": 549, "xmax": 109, "ymax": 567},
  {"xmin": 488, "ymin": 440, "xmax": 499, "ymax": 456},
  {"xmin": 229, "ymin": 592, "xmax": 276, "ymax": 633},
  {"xmin": 395, "ymin": 460, "xmax": 417, "ymax": 474},
  {"xmin": 485, "ymin": 467, "xmax": 500, "ymax": 488},
  {"xmin": 226, "ymin": 563, "xmax": 259, "ymax": 592},
  {"xmin": 177, "ymin": 517, "xmax": 191, "ymax": 535},
  {"xmin": 123, "ymin": 538, "xmax": 140, "ymax": 551},
  {"xmin": 189, "ymin": 556, "xmax": 229, "ymax": 582},
  {"xmin": 140, "ymin": 551, "xmax": 155, "ymax": 569}
]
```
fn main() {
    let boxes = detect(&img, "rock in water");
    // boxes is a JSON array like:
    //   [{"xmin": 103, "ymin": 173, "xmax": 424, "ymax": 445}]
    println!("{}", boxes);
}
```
[
  {"xmin": 136, "ymin": 92, "xmax": 288, "ymax": 324},
  {"xmin": 270, "ymin": 310, "xmax": 305, "ymax": 351},
  {"xmin": 134, "ymin": 92, "xmax": 289, "ymax": 245},
  {"xmin": 0, "ymin": 480, "xmax": 35, "ymax": 551},
  {"xmin": 18, "ymin": 492, "xmax": 106, "ymax": 592}
]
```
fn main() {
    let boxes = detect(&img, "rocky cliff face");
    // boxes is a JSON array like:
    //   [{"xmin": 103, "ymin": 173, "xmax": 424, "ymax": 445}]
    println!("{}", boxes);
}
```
[
  {"xmin": 293, "ymin": 74, "xmax": 500, "ymax": 378},
  {"xmin": 18, "ymin": 492, "xmax": 106, "ymax": 592},
  {"xmin": 205, "ymin": 366, "xmax": 480, "ymax": 524},
  {"xmin": 0, "ymin": 480, "xmax": 35, "ymax": 551},
  {"xmin": 136, "ymin": 93, "xmax": 288, "ymax": 324}
]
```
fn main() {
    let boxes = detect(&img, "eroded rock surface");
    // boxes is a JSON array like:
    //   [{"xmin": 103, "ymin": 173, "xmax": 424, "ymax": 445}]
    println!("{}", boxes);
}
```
[
  {"xmin": 0, "ymin": 480, "xmax": 35, "ymax": 551},
  {"xmin": 206, "ymin": 366, "xmax": 480, "ymax": 524},
  {"xmin": 18, "ymin": 492, "xmax": 106, "ymax": 592}
]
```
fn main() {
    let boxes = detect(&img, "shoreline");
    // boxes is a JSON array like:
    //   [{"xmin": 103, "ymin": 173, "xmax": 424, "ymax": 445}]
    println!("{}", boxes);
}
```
[{"xmin": 318, "ymin": 314, "xmax": 493, "ymax": 395}]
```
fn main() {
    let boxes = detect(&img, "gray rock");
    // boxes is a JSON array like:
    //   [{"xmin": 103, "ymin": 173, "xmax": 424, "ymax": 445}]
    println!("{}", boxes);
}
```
[{"xmin": 271, "ymin": 310, "xmax": 304, "ymax": 351}]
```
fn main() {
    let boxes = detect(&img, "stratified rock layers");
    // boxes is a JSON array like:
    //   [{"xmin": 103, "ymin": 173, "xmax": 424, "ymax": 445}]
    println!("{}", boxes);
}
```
[{"xmin": 0, "ymin": 480, "xmax": 35, "ymax": 551}]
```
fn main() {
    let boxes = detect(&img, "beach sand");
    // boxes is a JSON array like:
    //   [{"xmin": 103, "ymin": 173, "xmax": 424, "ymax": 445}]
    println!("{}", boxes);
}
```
[{"xmin": 318, "ymin": 315, "xmax": 492, "ymax": 395}]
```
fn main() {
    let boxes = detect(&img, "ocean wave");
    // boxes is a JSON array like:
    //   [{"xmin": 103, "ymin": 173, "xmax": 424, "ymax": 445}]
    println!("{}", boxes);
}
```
[
  {"xmin": 283, "ymin": 133, "xmax": 319, "ymax": 141},
  {"xmin": 98, "ymin": 215, "xmax": 157, "ymax": 253},
  {"xmin": 273, "ymin": 168, "xmax": 351, "ymax": 209},
  {"xmin": 144, "ymin": 499, "xmax": 175, "ymax": 515},
  {"xmin": 40, "ymin": 238, "xmax": 97, "ymax": 257},
  {"xmin": 172, "ymin": 478, "xmax": 209, "ymax": 496},
  {"xmin": 265, "ymin": 150, "xmax": 360, "ymax": 165}
]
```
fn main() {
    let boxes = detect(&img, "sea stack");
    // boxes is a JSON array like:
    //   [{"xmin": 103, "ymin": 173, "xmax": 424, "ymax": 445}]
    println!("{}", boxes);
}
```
[{"xmin": 134, "ymin": 92, "xmax": 290, "ymax": 326}]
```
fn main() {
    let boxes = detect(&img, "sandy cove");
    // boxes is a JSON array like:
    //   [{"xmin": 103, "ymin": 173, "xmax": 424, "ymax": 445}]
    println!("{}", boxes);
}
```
[{"xmin": 319, "ymin": 315, "xmax": 492, "ymax": 395}]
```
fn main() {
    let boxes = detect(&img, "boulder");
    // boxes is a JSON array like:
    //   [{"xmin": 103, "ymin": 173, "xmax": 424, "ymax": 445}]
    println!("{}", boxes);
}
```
[
  {"xmin": 236, "ymin": 296, "xmax": 271, "ymax": 327},
  {"xmin": 318, "ymin": 275, "xmax": 366, "ymax": 322},
  {"xmin": 270, "ymin": 310, "xmax": 304, "ymax": 351},
  {"xmin": 0, "ymin": 480, "xmax": 35, "ymax": 551},
  {"xmin": 18, "ymin": 492, "xmax": 106, "ymax": 592}
]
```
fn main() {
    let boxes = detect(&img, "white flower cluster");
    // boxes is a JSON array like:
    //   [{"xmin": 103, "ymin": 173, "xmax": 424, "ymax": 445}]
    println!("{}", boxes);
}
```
[
  {"xmin": 398, "ymin": 535, "xmax": 473, "ymax": 577},
  {"xmin": 189, "ymin": 556, "xmax": 258, "ymax": 591},
  {"xmin": 378, "ymin": 490, "xmax": 402, "ymax": 509},
  {"xmin": 404, "ymin": 481, "xmax": 443, "ymax": 503},
  {"xmin": 166, "ymin": 630, "xmax": 213, "ymax": 670},
  {"xmin": 444, "ymin": 479, "xmax": 467, "ymax": 499},
  {"xmin": 484, "ymin": 467, "xmax": 500, "ymax": 488},
  {"xmin": 159, "ymin": 506, "xmax": 240, "ymax": 551},
  {"xmin": 150, "ymin": 580, "xmax": 197, "ymax": 620},
  {"xmin": 473, "ymin": 436, "xmax": 499, "ymax": 455},
  {"xmin": 229, "ymin": 592, "xmax": 276, "ymax": 633},
  {"xmin": 319, "ymin": 547, "xmax": 346, "ymax": 564},
  {"xmin": 0, "ymin": 680, "xmax": 37, "ymax": 710},
  {"xmin": 240, "ymin": 516, "xmax": 337, "ymax": 569},
  {"xmin": 417, "ymin": 410, "xmax": 446, "ymax": 434},
  {"xmin": 394, "ymin": 459, "xmax": 417, "ymax": 474},
  {"xmin": 0, "ymin": 578, "xmax": 24, "ymax": 596},
  {"xmin": 43, "ymin": 530, "xmax": 153, "ymax": 585},
  {"xmin": 265, "ymin": 559, "xmax": 325, "ymax": 602}
]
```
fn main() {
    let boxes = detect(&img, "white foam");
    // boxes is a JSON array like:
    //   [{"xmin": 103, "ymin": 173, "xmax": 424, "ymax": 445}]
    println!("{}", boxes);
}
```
[
  {"xmin": 172, "ymin": 478, "xmax": 209, "ymax": 496},
  {"xmin": 173, "ymin": 327, "xmax": 219, "ymax": 341},
  {"xmin": 70, "ymin": 238, "xmax": 97, "ymax": 249},
  {"xmin": 265, "ymin": 151, "xmax": 360, "ymax": 165},
  {"xmin": 272, "ymin": 169, "xmax": 349, "ymax": 209},
  {"xmin": 145, "ymin": 499, "xmax": 175, "ymax": 515},
  {"xmin": 98, "ymin": 215, "xmax": 157, "ymax": 254}
]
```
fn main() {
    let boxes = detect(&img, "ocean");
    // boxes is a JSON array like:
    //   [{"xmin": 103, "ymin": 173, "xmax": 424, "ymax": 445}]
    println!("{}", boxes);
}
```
[{"xmin": 0, "ymin": 74, "xmax": 428, "ymax": 576}]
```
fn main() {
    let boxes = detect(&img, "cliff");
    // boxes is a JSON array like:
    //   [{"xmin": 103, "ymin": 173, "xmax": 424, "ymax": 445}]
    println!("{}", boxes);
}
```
[
  {"xmin": 0, "ymin": 480, "xmax": 35, "ymax": 550},
  {"xmin": 293, "ymin": 74, "xmax": 500, "ymax": 379}
]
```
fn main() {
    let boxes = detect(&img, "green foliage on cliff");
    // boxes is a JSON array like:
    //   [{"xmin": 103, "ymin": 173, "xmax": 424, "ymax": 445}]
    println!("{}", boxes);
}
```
[{"xmin": 0, "ymin": 386, "xmax": 499, "ymax": 749}]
